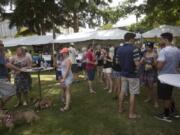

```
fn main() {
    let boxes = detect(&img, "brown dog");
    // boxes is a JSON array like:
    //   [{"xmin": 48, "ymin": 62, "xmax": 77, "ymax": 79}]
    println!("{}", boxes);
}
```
[
  {"xmin": 13, "ymin": 110, "xmax": 40, "ymax": 124},
  {"xmin": 0, "ymin": 110, "xmax": 39, "ymax": 131}
]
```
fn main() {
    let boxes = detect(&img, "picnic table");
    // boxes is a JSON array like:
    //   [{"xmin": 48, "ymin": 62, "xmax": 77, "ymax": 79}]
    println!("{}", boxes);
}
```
[{"xmin": 158, "ymin": 74, "xmax": 180, "ymax": 88}]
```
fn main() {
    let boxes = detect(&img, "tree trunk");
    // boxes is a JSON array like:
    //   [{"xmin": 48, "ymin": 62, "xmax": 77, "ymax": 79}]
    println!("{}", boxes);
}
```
[{"xmin": 73, "ymin": 11, "xmax": 79, "ymax": 33}]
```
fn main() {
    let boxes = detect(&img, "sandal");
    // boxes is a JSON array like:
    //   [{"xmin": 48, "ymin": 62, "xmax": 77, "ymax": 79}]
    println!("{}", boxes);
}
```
[
  {"xmin": 90, "ymin": 90, "xmax": 96, "ymax": 94},
  {"xmin": 60, "ymin": 107, "xmax": 70, "ymax": 112},
  {"xmin": 129, "ymin": 114, "xmax": 141, "ymax": 119}
]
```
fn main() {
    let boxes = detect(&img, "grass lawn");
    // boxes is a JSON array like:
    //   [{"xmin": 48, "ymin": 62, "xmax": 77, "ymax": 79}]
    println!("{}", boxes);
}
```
[{"xmin": 1, "ymin": 72, "xmax": 180, "ymax": 135}]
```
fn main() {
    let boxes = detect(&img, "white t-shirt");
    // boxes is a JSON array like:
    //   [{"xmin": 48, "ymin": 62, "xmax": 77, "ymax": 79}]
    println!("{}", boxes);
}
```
[
  {"xmin": 68, "ymin": 47, "xmax": 77, "ymax": 64},
  {"xmin": 157, "ymin": 46, "xmax": 180, "ymax": 75}
]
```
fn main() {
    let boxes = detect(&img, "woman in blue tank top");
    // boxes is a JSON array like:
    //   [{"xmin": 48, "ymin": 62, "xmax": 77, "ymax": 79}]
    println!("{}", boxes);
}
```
[{"xmin": 59, "ymin": 48, "xmax": 73, "ymax": 112}]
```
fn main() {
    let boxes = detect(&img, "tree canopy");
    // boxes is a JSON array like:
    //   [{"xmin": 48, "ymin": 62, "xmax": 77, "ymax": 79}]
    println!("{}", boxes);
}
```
[
  {"xmin": 1, "ymin": 0, "xmax": 125, "ymax": 35},
  {"xmin": 1, "ymin": 0, "xmax": 179, "ymax": 35},
  {"xmin": 127, "ymin": 0, "xmax": 180, "ymax": 32}
]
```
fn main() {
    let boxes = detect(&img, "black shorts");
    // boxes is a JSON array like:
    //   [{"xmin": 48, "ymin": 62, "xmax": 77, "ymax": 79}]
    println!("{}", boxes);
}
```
[{"xmin": 157, "ymin": 80, "xmax": 173, "ymax": 100}]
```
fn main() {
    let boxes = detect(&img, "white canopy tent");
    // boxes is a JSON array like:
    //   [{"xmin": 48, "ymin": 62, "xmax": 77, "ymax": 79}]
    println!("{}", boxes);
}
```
[
  {"xmin": 54, "ymin": 28, "xmax": 140, "ymax": 43},
  {"xmin": 94, "ymin": 29, "xmax": 130, "ymax": 40},
  {"xmin": 142, "ymin": 25, "xmax": 180, "ymax": 38},
  {"xmin": 20, "ymin": 35, "xmax": 53, "ymax": 45},
  {"xmin": 3, "ymin": 37, "xmax": 27, "ymax": 47},
  {"xmin": 3, "ymin": 35, "xmax": 54, "ymax": 47},
  {"xmin": 3, "ymin": 28, "xmax": 140, "ymax": 47},
  {"xmin": 54, "ymin": 31, "xmax": 95, "ymax": 44}
]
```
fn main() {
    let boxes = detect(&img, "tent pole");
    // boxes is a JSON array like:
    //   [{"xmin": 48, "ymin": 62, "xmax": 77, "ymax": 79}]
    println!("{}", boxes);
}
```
[
  {"xmin": 52, "ymin": 23, "xmax": 56, "ymax": 54},
  {"xmin": 92, "ymin": 40, "xmax": 95, "ymax": 48},
  {"xmin": 141, "ymin": 33, "xmax": 143, "ymax": 46},
  {"xmin": 52, "ymin": 23, "xmax": 56, "ymax": 67}
]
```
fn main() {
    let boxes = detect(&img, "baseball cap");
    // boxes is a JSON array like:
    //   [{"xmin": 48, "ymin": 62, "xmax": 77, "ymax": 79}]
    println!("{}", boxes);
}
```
[{"xmin": 60, "ymin": 48, "xmax": 69, "ymax": 53}]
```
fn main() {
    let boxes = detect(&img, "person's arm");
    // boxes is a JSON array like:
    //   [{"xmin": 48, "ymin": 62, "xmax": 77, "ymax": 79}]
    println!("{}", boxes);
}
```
[
  {"xmin": 156, "ymin": 50, "xmax": 166, "ymax": 70},
  {"xmin": 152, "ymin": 53, "xmax": 158, "ymax": 67},
  {"xmin": 61, "ymin": 59, "xmax": 71, "ymax": 82},
  {"xmin": 133, "ymin": 48, "xmax": 141, "ymax": 68},
  {"xmin": 8, "ymin": 56, "xmax": 23, "ymax": 72},
  {"xmin": 140, "ymin": 53, "xmax": 146, "ymax": 65},
  {"xmin": 106, "ymin": 57, "xmax": 113, "ymax": 62},
  {"xmin": 6, "ymin": 63, "xmax": 21, "ymax": 71}
]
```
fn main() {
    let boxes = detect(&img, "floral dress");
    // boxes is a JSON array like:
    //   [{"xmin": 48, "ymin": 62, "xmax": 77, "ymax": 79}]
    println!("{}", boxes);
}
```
[{"xmin": 11, "ymin": 56, "xmax": 31, "ymax": 93}]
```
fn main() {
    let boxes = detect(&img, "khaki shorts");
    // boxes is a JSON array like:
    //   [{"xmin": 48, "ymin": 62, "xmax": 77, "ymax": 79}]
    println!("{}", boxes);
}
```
[
  {"xmin": 0, "ymin": 79, "xmax": 16, "ymax": 99},
  {"xmin": 121, "ymin": 76, "xmax": 140, "ymax": 95}
]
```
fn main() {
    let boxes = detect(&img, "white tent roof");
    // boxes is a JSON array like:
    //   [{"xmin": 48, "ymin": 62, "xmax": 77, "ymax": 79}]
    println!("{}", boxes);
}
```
[
  {"xmin": 3, "ymin": 37, "xmax": 27, "ymax": 47},
  {"xmin": 20, "ymin": 35, "xmax": 53, "ymax": 45},
  {"xmin": 3, "ymin": 28, "xmax": 140, "ymax": 47},
  {"xmin": 94, "ymin": 29, "xmax": 129, "ymax": 40},
  {"xmin": 143, "ymin": 25, "xmax": 180, "ymax": 38},
  {"xmin": 55, "ymin": 28, "xmax": 139, "ymax": 43},
  {"xmin": 3, "ymin": 35, "xmax": 54, "ymax": 47},
  {"xmin": 54, "ymin": 31, "xmax": 95, "ymax": 43}
]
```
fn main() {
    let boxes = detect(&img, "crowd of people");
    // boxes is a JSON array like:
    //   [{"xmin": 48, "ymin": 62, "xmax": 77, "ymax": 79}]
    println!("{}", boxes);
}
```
[{"xmin": 0, "ymin": 32, "xmax": 180, "ymax": 123}]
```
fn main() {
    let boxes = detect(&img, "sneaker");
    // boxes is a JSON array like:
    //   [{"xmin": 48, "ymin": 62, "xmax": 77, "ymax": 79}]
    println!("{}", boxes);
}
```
[
  {"xmin": 154, "ymin": 113, "xmax": 172, "ymax": 123},
  {"xmin": 170, "ymin": 112, "xmax": 180, "ymax": 119}
]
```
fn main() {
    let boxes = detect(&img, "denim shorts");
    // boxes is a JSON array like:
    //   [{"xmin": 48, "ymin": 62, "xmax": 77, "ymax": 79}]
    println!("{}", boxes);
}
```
[{"xmin": 87, "ymin": 69, "xmax": 95, "ymax": 81}]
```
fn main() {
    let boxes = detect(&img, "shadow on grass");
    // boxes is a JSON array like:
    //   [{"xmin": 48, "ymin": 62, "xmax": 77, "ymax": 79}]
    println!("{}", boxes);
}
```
[{"xmin": 1, "ymin": 73, "xmax": 180, "ymax": 135}]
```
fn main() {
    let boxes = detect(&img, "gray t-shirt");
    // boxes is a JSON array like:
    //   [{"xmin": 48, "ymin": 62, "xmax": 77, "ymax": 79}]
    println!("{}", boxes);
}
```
[{"xmin": 157, "ymin": 46, "xmax": 180, "ymax": 75}]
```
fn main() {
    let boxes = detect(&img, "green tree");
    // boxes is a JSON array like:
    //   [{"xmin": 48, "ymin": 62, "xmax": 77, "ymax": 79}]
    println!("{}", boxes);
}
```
[
  {"xmin": 127, "ymin": 0, "xmax": 180, "ymax": 31},
  {"xmin": 9, "ymin": 0, "xmax": 63, "ymax": 35},
  {"xmin": 7, "ymin": 0, "xmax": 124, "ymax": 34}
]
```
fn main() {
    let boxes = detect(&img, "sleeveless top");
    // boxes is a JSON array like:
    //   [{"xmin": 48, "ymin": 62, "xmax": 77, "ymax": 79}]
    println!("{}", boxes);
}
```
[
  {"xmin": 11, "ymin": 56, "xmax": 30, "ymax": 69},
  {"xmin": 144, "ymin": 55, "xmax": 156, "ymax": 72},
  {"xmin": 61, "ymin": 57, "xmax": 73, "ymax": 85},
  {"xmin": 103, "ymin": 56, "xmax": 112, "ymax": 68}
]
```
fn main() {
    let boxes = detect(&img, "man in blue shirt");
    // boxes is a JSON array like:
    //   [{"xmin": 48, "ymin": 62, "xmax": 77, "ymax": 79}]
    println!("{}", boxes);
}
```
[
  {"xmin": 0, "ymin": 40, "xmax": 21, "ymax": 109},
  {"xmin": 155, "ymin": 33, "xmax": 180, "ymax": 122},
  {"xmin": 117, "ymin": 33, "xmax": 141, "ymax": 119}
]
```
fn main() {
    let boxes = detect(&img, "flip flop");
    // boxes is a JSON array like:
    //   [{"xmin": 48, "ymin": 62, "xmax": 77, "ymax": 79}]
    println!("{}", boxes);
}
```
[
  {"xmin": 129, "ymin": 114, "xmax": 141, "ymax": 119},
  {"xmin": 90, "ymin": 90, "xmax": 96, "ymax": 94}
]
